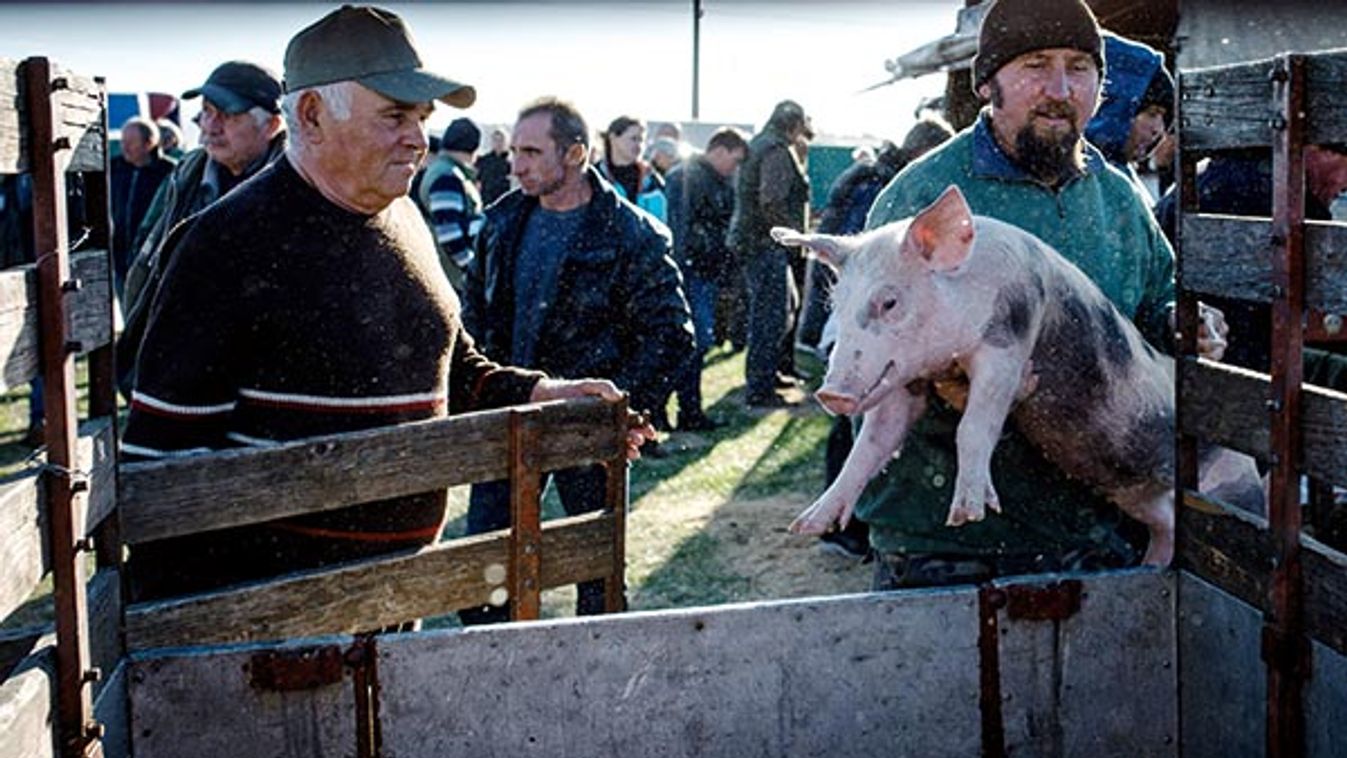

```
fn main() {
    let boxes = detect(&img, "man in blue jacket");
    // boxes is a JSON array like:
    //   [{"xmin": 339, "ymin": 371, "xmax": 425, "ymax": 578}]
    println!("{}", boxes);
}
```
[{"xmin": 461, "ymin": 96, "xmax": 694, "ymax": 623}]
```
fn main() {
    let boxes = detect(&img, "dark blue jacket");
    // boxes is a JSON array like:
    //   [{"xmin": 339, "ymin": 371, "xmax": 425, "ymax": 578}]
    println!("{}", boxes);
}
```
[
  {"xmin": 464, "ymin": 167, "xmax": 694, "ymax": 413},
  {"xmin": 1086, "ymin": 32, "xmax": 1164, "ymax": 170}
]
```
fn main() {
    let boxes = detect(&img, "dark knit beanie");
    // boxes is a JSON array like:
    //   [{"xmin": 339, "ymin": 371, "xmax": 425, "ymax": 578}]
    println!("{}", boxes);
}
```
[
  {"xmin": 972, "ymin": 0, "xmax": 1104, "ymax": 90},
  {"xmin": 1139, "ymin": 65, "xmax": 1176, "ymax": 126},
  {"xmin": 440, "ymin": 117, "xmax": 481, "ymax": 153}
]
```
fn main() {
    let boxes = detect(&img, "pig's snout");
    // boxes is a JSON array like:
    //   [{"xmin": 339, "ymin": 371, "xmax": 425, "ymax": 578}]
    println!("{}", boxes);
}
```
[{"xmin": 815, "ymin": 388, "xmax": 859, "ymax": 416}]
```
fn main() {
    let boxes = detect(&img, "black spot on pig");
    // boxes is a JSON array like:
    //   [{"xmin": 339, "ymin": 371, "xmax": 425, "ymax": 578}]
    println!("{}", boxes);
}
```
[
  {"xmin": 982, "ymin": 285, "xmax": 1034, "ymax": 347},
  {"xmin": 1114, "ymin": 410, "xmax": 1175, "ymax": 485},
  {"xmin": 1032, "ymin": 294, "xmax": 1109, "ymax": 404},
  {"xmin": 1096, "ymin": 302, "xmax": 1134, "ymax": 368}
]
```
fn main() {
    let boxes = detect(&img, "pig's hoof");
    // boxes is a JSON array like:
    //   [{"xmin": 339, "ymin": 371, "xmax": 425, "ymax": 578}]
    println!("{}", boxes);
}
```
[{"xmin": 945, "ymin": 502, "xmax": 984, "ymax": 527}]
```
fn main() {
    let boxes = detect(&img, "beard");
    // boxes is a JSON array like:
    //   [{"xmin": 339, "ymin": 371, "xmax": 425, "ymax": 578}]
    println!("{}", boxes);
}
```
[{"xmin": 1014, "ymin": 110, "xmax": 1085, "ymax": 186}]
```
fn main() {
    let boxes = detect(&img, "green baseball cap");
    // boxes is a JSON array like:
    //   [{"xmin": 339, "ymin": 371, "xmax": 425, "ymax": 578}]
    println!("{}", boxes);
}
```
[{"xmin": 283, "ymin": 4, "xmax": 476, "ymax": 108}]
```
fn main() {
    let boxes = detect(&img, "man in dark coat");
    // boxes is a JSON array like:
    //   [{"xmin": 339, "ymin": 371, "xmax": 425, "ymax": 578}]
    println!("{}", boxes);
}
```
[
  {"xmin": 461, "ymin": 96, "xmax": 694, "ymax": 623},
  {"xmin": 110, "ymin": 116, "xmax": 174, "ymax": 294}
]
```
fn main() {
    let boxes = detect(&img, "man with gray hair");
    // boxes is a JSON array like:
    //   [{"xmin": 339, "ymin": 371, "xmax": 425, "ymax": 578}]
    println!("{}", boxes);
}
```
[
  {"xmin": 110, "ymin": 115, "xmax": 173, "ymax": 293},
  {"xmin": 118, "ymin": 60, "xmax": 287, "ymax": 393},
  {"xmin": 121, "ymin": 5, "xmax": 648, "ymax": 602}
]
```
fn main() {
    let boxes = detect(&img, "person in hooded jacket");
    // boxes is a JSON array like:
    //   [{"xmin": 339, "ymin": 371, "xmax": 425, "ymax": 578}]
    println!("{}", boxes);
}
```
[
  {"xmin": 1083, "ymin": 32, "xmax": 1174, "ymax": 194},
  {"xmin": 596, "ymin": 115, "xmax": 668, "ymax": 223}
]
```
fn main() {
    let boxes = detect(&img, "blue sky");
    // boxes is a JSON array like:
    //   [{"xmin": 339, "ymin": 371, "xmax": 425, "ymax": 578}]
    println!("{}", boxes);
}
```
[{"xmin": 1, "ymin": 1, "xmax": 963, "ymax": 142}]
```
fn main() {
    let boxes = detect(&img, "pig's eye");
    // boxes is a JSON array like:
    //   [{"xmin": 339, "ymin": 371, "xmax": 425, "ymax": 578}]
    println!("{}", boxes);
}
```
[{"xmin": 881, "ymin": 298, "xmax": 898, "ymax": 312}]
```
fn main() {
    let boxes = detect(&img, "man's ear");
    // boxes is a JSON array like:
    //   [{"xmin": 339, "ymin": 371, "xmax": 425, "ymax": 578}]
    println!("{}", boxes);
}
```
[
  {"xmin": 297, "ymin": 90, "xmax": 326, "ymax": 145},
  {"xmin": 976, "ymin": 81, "xmax": 991, "ymax": 102},
  {"xmin": 565, "ymin": 143, "xmax": 587, "ymax": 167}
]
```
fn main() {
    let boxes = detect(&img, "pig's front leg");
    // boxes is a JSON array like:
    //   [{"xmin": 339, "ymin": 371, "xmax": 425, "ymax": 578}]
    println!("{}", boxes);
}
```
[
  {"xmin": 946, "ymin": 349, "xmax": 1027, "ymax": 526},
  {"xmin": 790, "ymin": 387, "xmax": 927, "ymax": 535}
]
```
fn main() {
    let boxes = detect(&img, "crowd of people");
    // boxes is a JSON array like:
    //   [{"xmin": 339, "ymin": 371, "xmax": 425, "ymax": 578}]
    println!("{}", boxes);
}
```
[{"xmin": 6, "ymin": 0, "xmax": 1343, "ymax": 619}]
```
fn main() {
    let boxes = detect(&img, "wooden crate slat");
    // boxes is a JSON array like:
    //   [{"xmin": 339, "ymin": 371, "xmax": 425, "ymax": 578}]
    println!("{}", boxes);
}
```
[
  {"xmin": 0, "ymin": 57, "xmax": 104, "ymax": 175},
  {"xmin": 1179, "ymin": 358, "xmax": 1347, "ymax": 486},
  {"xmin": 1178, "ymin": 491, "xmax": 1272, "ymax": 614},
  {"xmin": 78, "ymin": 417, "xmax": 117, "ymax": 538},
  {"xmin": 1179, "ymin": 215, "xmax": 1347, "ymax": 313},
  {"xmin": 124, "ymin": 511, "xmax": 615, "ymax": 651},
  {"xmin": 0, "ymin": 645, "xmax": 56, "ymax": 758},
  {"xmin": 1303, "ymin": 538, "xmax": 1347, "ymax": 658},
  {"xmin": 1179, "ymin": 214, "xmax": 1275, "ymax": 302},
  {"xmin": 86, "ymin": 568, "xmax": 120, "ymax": 703},
  {"xmin": 1303, "ymin": 52, "xmax": 1347, "ymax": 147},
  {"xmin": 1179, "ymin": 59, "xmax": 1276, "ymax": 151},
  {"xmin": 119, "ymin": 397, "xmax": 625, "ymax": 544},
  {"xmin": 0, "ymin": 250, "xmax": 114, "ymax": 393},
  {"xmin": 1178, "ymin": 358, "xmax": 1271, "ymax": 458},
  {"xmin": 0, "ymin": 473, "xmax": 45, "ymax": 625}
]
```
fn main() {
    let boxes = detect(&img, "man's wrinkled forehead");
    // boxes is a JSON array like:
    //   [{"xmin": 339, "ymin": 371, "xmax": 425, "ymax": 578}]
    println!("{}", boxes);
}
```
[{"xmin": 1008, "ymin": 47, "xmax": 1099, "ymax": 72}]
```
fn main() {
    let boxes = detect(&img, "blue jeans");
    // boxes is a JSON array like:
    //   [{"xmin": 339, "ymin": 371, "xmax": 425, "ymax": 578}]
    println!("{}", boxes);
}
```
[
  {"xmin": 675, "ymin": 274, "xmax": 718, "ymax": 416},
  {"xmin": 743, "ymin": 246, "xmax": 797, "ymax": 398},
  {"xmin": 460, "ymin": 463, "xmax": 610, "ymax": 624}
]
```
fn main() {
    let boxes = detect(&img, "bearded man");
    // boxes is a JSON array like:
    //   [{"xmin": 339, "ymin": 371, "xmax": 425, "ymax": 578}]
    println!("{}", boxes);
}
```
[{"xmin": 850, "ymin": 0, "xmax": 1183, "ymax": 589}]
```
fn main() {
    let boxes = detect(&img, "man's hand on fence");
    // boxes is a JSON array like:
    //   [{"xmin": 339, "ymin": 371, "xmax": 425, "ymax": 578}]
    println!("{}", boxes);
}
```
[{"xmin": 529, "ymin": 378, "xmax": 655, "ymax": 459}]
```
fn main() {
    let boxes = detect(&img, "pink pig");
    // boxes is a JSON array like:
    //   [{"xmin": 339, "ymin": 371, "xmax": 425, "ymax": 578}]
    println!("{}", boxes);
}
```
[{"xmin": 771, "ymin": 185, "xmax": 1261, "ymax": 566}]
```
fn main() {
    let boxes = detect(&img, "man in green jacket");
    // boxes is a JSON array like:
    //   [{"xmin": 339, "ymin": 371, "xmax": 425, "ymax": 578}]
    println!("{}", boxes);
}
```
[{"xmin": 856, "ymin": 0, "xmax": 1179, "ymax": 588}]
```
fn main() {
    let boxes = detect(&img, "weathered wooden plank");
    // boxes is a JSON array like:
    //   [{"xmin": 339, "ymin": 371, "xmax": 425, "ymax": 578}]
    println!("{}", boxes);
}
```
[
  {"xmin": 1180, "ymin": 215, "xmax": 1347, "ymax": 313},
  {"xmin": 91, "ymin": 661, "xmax": 128, "ymax": 758},
  {"xmin": 1180, "ymin": 51, "xmax": 1347, "ymax": 152},
  {"xmin": 1180, "ymin": 358, "xmax": 1347, "ymax": 486},
  {"xmin": 1307, "ymin": 638, "xmax": 1347, "ymax": 758},
  {"xmin": 129, "ymin": 638, "xmax": 357, "ymax": 758},
  {"xmin": 1303, "ymin": 537, "xmax": 1347, "ymax": 658},
  {"xmin": 124, "ymin": 511, "xmax": 616, "ymax": 650},
  {"xmin": 86, "ymin": 569, "xmax": 120, "ymax": 703},
  {"xmin": 0, "ymin": 57, "xmax": 104, "ymax": 175},
  {"xmin": 119, "ymin": 396, "xmax": 626, "ymax": 544},
  {"xmin": 1177, "ymin": 491, "xmax": 1272, "ymax": 612},
  {"xmin": 0, "ymin": 250, "xmax": 115, "ymax": 393},
  {"xmin": 0, "ymin": 645, "xmax": 55, "ymax": 758},
  {"xmin": 1303, "ymin": 52, "xmax": 1347, "ymax": 148},
  {"xmin": 1179, "ymin": 59, "xmax": 1276, "ymax": 151},
  {"xmin": 997, "ymin": 571, "xmax": 1177, "ymax": 757},
  {"xmin": 379, "ymin": 589, "xmax": 982, "ymax": 757},
  {"xmin": 0, "ymin": 416, "xmax": 122, "ymax": 623},
  {"xmin": 0, "ymin": 472, "xmax": 45, "ymax": 625},
  {"xmin": 1177, "ymin": 572, "xmax": 1266, "ymax": 758},
  {"xmin": 78, "ymin": 416, "xmax": 117, "ymax": 537},
  {"xmin": 1179, "ymin": 357, "xmax": 1271, "ymax": 459}
]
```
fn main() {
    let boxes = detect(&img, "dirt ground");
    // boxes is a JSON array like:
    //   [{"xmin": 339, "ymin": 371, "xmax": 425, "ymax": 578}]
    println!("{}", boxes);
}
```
[{"xmin": 696, "ymin": 493, "xmax": 874, "ymax": 602}]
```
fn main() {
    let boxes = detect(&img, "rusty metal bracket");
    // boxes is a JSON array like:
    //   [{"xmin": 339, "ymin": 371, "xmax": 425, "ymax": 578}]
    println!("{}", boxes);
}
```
[
  {"xmin": 1003, "ymin": 580, "xmax": 1083, "ymax": 621},
  {"xmin": 977, "ymin": 584, "xmax": 1007, "ymax": 758},
  {"xmin": 247, "ymin": 645, "xmax": 345, "ymax": 692}
]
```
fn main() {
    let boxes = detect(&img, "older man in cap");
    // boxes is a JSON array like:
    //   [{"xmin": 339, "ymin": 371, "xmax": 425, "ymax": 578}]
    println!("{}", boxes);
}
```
[
  {"xmin": 119, "ymin": 60, "xmax": 287, "ymax": 393},
  {"xmin": 121, "ymin": 5, "xmax": 648, "ymax": 602},
  {"xmin": 826, "ymin": 0, "xmax": 1189, "ymax": 589}
]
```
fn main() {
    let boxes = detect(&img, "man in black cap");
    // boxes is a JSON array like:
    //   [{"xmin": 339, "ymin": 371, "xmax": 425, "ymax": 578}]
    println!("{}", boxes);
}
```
[
  {"xmin": 414, "ymin": 116, "xmax": 484, "ymax": 292},
  {"xmin": 727, "ymin": 99, "xmax": 814, "ymax": 407},
  {"xmin": 121, "ymin": 5, "xmax": 650, "ymax": 603},
  {"xmin": 118, "ymin": 60, "xmax": 287, "ymax": 393},
  {"xmin": 827, "ymin": 0, "xmax": 1223, "ymax": 590}
]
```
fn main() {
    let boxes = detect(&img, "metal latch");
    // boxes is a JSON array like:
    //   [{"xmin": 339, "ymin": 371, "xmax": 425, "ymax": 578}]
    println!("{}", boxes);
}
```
[{"xmin": 247, "ymin": 645, "xmax": 346, "ymax": 692}]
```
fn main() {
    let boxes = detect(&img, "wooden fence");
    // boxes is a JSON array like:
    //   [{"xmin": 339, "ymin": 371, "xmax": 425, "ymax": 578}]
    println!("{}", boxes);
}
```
[{"xmin": 1175, "ymin": 49, "xmax": 1347, "ymax": 757}]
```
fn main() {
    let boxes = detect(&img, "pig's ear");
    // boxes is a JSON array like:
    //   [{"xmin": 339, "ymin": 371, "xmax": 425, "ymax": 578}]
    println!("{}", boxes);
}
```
[
  {"xmin": 771, "ymin": 227, "xmax": 848, "ymax": 269},
  {"xmin": 903, "ymin": 185, "xmax": 975, "ymax": 271}
]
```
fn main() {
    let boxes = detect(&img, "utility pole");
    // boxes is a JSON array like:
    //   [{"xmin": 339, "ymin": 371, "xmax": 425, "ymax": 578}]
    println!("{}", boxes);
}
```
[{"xmin": 692, "ymin": 0, "xmax": 702, "ymax": 119}]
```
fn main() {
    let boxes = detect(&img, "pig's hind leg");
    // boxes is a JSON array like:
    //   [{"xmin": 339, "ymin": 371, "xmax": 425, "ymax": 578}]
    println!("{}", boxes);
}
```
[
  {"xmin": 1112, "ymin": 485, "xmax": 1175, "ymax": 566},
  {"xmin": 790, "ymin": 388, "xmax": 927, "ymax": 535},
  {"xmin": 947, "ymin": 349, "xmax": 1029, "ymax": 526}
]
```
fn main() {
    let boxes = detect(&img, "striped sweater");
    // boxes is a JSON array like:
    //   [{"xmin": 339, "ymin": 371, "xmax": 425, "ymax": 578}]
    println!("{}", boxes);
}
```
[{"xmin": 123, "ymin": 157, "xmax": 542, "ymax": 595}]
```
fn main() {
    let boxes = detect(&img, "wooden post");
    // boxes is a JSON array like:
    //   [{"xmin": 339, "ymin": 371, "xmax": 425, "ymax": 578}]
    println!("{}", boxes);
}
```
[
  {"xmin": 508, "ymin": 407, "xmax": 543, "ymax": 621},
  {"xmin": 604, "ymin": 397, "xmax": 630, "ymax": 614},
  {"xmin": 1265, "ymin": 52, "xmax": 1309, "ymax": 758},
  {"xmin": 25, "ymin": 56, "xmax": 104, "ymax": 758}
]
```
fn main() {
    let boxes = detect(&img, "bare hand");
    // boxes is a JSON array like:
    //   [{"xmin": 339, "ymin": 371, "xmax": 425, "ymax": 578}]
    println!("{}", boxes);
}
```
[
  {"xmin": 528, "ymin": 378, "xmax": 654, "ymax": 460},
  {"xmin": 1196, "ymin": 302, "xmax": 1228, "ymax": 361}
]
